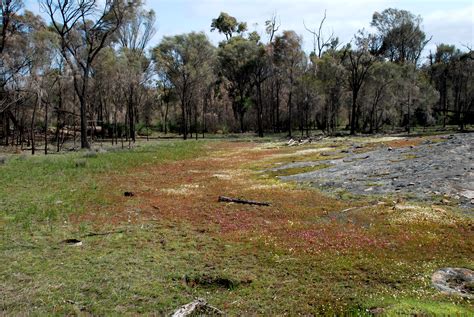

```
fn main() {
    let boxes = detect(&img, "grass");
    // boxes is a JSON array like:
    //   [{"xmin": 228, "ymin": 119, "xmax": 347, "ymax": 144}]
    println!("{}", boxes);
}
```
[
  {"xmin": 1, "ymin": 136, "xmax": 473, "ymax": 315},
  {"xmin": 0, "ymin": 141, "xmax": 205, "ymax": 229},
  {"xmin": 381, "ymin": 299, "xmax": 474, "ymax": 315}
]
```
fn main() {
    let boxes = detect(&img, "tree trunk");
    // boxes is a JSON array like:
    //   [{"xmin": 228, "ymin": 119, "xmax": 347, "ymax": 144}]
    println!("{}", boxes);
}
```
[
  {"xmin": 164, "ymin": 98, "xmax": 169, "ymax": 135},
  {"xmin": 31, "ymin": 93, "xmax": 39, "ymax": 155},
  {"xmin": 44, "ymin": 100, "xmax": 48, "ymax": 155},
  {"xmin": 350, "ymin": 89, "xmax": 358, "ymax": 135},
  {"xmin": 76, "ymin": 66, "xmax": 91, "ymax": 149},
  {"xmin": 128, "ymin": 84, "xmax": 135, "ymax": 142},
  {"xmin": 239, "ymin": 111, "xmax": 245, "ymax": 134},
  {"xmin": 194, "ymin": 102, "xmax": 198, "ymax": 140},
  {"xmin": 287, "ymin": 89, "xmax": 293, "ymax": 138},
  {"xmin": 3, "ymin": 112, "xmax": 9, "ymax": 146},
  {"xmin": 181, "ymin": 100, "xmax": 187, "ymax": 140},
  {"xmin": 56, "ymin": 80, "xmax": 62, "ymax": 152},
  {"xmin": 406, "ymin": 90, "xmax": 411, "ymax": 134},
  {"xmin": 257, "ymin": 83, "xmax": 264, "ymax": 137},
  {"xmin": 276, "ymin": 81, "xmax": 280, "ymax": 133}
]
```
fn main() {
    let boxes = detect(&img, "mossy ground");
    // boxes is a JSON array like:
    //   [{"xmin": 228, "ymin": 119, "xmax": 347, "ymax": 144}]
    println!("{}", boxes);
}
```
[{"xmin": 1, "ymin": 136, "xmax": 473, "ymax": 315}]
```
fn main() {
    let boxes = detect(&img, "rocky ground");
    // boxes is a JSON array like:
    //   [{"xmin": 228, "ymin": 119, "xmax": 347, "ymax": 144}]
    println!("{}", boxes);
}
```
[{"xmin": 279, "ymin": 133, "xmax": 474, "ymax": 210}]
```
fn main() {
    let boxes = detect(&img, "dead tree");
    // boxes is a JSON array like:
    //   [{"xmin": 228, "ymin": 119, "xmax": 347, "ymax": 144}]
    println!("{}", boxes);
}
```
[{"xmin": 304, "ymin": 10, "xmax": 338, "ymax": 58}]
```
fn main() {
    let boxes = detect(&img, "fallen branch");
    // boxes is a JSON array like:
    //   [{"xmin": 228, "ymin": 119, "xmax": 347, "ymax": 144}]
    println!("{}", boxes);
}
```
[
  {"xmin": 218, "ymin": 196, "xmax": 271, "ymax": 206},
  {"xmin": 81, "ymin": 230, "xmax": 125, "ymax": 238},
  {"xmin": 172, "ymin": 299, "xmax": 223, "ymax": 317}
]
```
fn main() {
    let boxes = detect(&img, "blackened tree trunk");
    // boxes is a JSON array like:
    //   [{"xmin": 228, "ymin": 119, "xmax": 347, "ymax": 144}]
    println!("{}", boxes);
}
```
[
  {"xmin": 350, "ymin": 90, "xmax": 358, "ymax": 135},
  {"xmin": 256, "ymin": 83, "xmax": 264, "ymax": 137},
  {"xmin": 128, "ymin": 84, "xmax": 135, "ymax": 142}
]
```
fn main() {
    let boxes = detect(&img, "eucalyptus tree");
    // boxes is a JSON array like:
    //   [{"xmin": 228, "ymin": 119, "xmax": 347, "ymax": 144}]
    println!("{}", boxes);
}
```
[
  {"xmin": 358, "ymin": 61, "xmax": 401, "ymax": 132},
  {"xmin": 1, "ymin": 7, "xmax": 55, "ymax": 149},
  {"xmin": 448, "ymin": 51, "xmax": 474, "ymax": 130},
  {"xmin": 341, "ymin": 31, "xmax": 379, "ymax": 135},
  {"xmin": 25, "ymin": 12, "xmax": 58, "ymax": 154},
  {"xmin": 1, "ymin": 0, "xmax": 28, "ymax": 144},
  {"xmin": 313, "ymin": 52, "xmax": 346, "ymax": 134},
  {"xmin": 294, "ymin": 65, "xmax": 317, "ymax": 136},
  {"xmin": 246, "ymin": 32, "xmax": 271, "ymax": 137},
  {"xmin": 41, "ymin": 0, "xmax": 129, "ymax": 148},
  {"xmin": 371, "ymin": 8, "xmax": 429, "ymax": 65},
  {"xmin": 370, "ymin": 9, "xmax": 432, "ymax": 133},
  {"xmin": 264, "ymin": 12, "xmax": 280, "ymax": 44},
  {"xmin": 116, "ymin": 3, "xmax": 156, "ymax": 142},
  {"xmin": 90, "ymin": 46, "xmax": 121, "ymax": 142},
  {"xmin": 156, "ymin": 78, "xmax": 175, "ymax": 134},
  {"xmin": 211, "ymin": 12, "xmax": 247, "ymax": 40},
  {"xmin": 217, "ymin": 34, "xmax": 259, "ymax": 133},
  {"xmin": 153, "ymin": 32, "xmax": 215, "ymax": 139},
  {"xmin": 429, "ymin": 45, "xmax": 473, "ymax": 130},
  {"xmin": 273, "ymin": 30, "xmax": 305, "ymax": 137}
]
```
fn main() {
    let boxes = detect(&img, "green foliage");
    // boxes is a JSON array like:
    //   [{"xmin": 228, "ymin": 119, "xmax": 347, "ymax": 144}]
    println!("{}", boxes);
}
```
[
  {"xmin": 210, "ymin": 12, "xmax": 247, "ymax": 40},
  {"xmin": 217, "ymin": 34, "xmax": 266, "ymax": 131},
  {"xmin": 371, "ymin": 8, "xmax": 427, "ymax": 64}
]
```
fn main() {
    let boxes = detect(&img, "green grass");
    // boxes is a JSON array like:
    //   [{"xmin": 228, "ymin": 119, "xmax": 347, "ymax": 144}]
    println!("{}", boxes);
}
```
[
  {"xmin": 0, "ymin": 141, "xmax": 205, "ymax": 229},
  {"xmin": 382, "ymin": 299, "xmax": 474, "ymax": 316},
  {"xmin": 1, "ymin": 137, "xmax": 473, "ymax": 315},
  {"xmin": 4, "ymin": 220, "xmax": 471, "ymax": 315}
]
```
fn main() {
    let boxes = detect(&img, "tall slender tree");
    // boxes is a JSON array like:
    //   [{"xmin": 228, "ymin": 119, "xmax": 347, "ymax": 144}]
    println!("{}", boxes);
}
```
[{"xmin": 41, "ymin": 0, "xmax": 128, "ymax": 148}]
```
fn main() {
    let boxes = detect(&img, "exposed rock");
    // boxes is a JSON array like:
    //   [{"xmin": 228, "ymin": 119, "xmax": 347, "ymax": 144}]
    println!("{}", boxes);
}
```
[
  {"xmin": 432, "ymin": 268, "xmax": 474, "ymax": 299},
  {"xmin": 279, "ymin": 133, "xmax": 474, "ymax": 209}
]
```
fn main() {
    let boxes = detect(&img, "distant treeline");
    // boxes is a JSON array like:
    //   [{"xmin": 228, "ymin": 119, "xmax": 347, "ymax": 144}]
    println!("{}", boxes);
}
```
[{"xmin": 1, "ymin": 1, "xmax": 473, "ymax": 152}]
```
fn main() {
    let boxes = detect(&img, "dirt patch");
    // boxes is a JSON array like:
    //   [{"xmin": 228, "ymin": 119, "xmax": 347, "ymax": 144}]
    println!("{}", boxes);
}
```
[
  {"xmin": 384, "ymin": 137, "xmax": 424, "ymax": 149},
  {"xmin": 183, "ymin": 274, "xmax": 251, "ymax": 290}
]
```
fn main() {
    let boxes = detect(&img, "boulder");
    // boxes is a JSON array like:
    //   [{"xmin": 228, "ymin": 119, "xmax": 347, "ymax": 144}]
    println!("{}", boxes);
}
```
[{"xmin": 432, "ymin": 267, "xmax": 474, "ymax": 299}]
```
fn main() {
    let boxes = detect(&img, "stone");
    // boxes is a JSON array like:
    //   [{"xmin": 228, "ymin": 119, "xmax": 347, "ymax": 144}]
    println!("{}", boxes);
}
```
[
  {"xmin": 432, "ymin": 268, "xmax": 474, "ymax": 299},
  {"xmin": 278, "ymin": 134, "xmax": 474, "ymax": 209}
]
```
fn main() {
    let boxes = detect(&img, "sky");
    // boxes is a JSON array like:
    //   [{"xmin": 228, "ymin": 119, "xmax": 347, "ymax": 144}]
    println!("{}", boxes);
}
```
[{"xmin": 26, "ymin": 0, "xmax": 474, "ymax": 57}]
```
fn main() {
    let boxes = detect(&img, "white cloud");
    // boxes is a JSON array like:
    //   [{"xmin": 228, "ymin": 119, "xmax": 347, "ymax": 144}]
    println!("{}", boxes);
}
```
[
  {"xmin": 424, "ymin": 4, "xmax": 474, "ymax": 48},
  {"xmin": 25, "ymin": 0, "xmax": 474, "ymax": 53}
]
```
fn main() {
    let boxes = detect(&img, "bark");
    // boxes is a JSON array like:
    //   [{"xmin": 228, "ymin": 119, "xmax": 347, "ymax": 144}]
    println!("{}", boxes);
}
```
[
  {"xmin": 31, "ymin": 93, "xmax": 39, "ymax": 155},
  {"xmin": 256, "ymin": 83, "xmax": 264, "ymax": 137},
  {"xmin": 287, "ymin": 89, "xmax": 293, "ymax": 138},
  {"xmin": 218, "ymin": 196, "xmax": 271, "ymax": 206}
]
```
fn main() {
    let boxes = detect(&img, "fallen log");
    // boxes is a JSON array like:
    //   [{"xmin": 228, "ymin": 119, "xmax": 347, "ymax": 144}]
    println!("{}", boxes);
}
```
[
  {"xmin": 172, "ymin": 298, "xmax": 223, "ymax": 317},
  {"xmin": 218, "ymin": 196, "xmax": 271, "ymax": 206}
]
